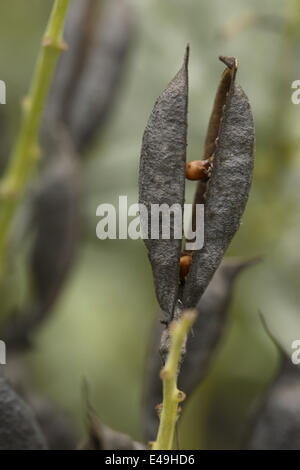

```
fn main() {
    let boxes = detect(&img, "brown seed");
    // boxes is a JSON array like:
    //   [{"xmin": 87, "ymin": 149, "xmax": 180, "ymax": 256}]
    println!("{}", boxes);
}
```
[
  {"xmin": 186, "ymin": 160, "xmax": 210, "ymax": 180},
  {"xmin": 180, "ymin": 255, "xmax": 192, "ymax": 280}
]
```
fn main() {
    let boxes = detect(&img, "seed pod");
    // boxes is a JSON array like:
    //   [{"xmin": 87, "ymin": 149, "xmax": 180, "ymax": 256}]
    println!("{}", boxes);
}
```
[
  {"xmin": 245, "ymin": 316, "xmax": 300, "ymax": 450},
  {"xmin": 246, "ymin": 358, "xmax": 300, "ymax": 450},
  {"xmin": 179, "ymin": 257, "xmax": 259, "ymax": 395},
  {"xmin": 44, "ymin": 0, "xmax": 97, "ymax": 128},
  {"xmin": 203, "ymin": 57, "xmax": 237, "ymax": 161},
  {"xmin": 70, "ymin": 0, "xmax": 133, "ymax": 151},
  {"xmin": 26, "ymin": 394, "xmax": 78, "ymax": 450},
  {"xmin": 143, "ymin": 257, "xmax": 258, "ymax": 441},
  {"xmin": 80, "ymin": 385, "xmax": 146, "ymax": 450},
  {"xmin": 139, "ymin": 47, "xmax": 189, "ymax": 317},
  {"xmin": 0, "ymin": 376, "xmax": 47, "ymax": 450},
  {"xmin": 183, "ymin": 58, "xmax": 255, "ymax": 309},
  {"xmin": 3, "ymin": 132, "xmax": 81, "ymax": 350},
  {"xmin": 31, "ymin": 139, "xmax": 80, "ymax": 313},
  {"xmin": 45, "ymin": 0, "xmax": 133, "ymax": 153},
  {"xmin": 188, "ymin": 57, "xmax": 235, "ymax": 231},
  {"xmin": 81, "ymin": 413, "xmax": 146, "ymax": 450}
]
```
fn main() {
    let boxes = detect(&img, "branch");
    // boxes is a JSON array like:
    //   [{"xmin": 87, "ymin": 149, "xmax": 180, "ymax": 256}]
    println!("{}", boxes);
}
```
[
  {"xmin": 0, "ymin": 0, "xmax": 70, "ymax": 276},
  {"xmin": 151, "ymin": 310, "xmax": 196, "ymax": 450}
]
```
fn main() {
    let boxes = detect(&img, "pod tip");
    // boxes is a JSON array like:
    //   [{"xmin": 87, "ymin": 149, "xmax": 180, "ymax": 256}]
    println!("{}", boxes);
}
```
[
  {"xmin": 219, "ymin": 55, "xmax": 238, "ymax": 71},
  {"xmin": 184, "ymin": 44, "xmax": 190, "ymax": 69}
]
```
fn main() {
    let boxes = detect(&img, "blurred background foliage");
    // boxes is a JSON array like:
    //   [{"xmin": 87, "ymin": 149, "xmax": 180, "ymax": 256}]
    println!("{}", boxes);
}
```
[{"xmin": 0, "ymin": 0, "xmax": 299, "ymax": 449}]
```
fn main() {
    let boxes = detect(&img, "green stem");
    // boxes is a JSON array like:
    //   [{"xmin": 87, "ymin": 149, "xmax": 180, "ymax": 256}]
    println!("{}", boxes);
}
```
[
  {"xmin": 0, "ymin": 0, "xmax": 70, "ymax": 276},
  {"xmin": 152, "ymin": 311, "xmax": 196, "ymax": 450}
]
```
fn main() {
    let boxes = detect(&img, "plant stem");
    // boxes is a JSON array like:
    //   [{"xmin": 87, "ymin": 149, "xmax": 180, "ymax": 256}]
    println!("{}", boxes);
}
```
[
  {"xmin": 152, "ymin": 310, "xmax": 196, "ymax": 450},
  {"xmin": 0, "ymin": 0, "xmax": 70, "ymax": 276}
]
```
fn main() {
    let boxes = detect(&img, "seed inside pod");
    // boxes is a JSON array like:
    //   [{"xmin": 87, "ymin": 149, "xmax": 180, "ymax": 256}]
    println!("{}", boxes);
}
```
[
  {"xmin": 180, "ymin": 254, "xmax": 192, "ymax": 280},
  {"xmin": 186, "ymin": 160, "xmax": 211, "ymax": 181}
]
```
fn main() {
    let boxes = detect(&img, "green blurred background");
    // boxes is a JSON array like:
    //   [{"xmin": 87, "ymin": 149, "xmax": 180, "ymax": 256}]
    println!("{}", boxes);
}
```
[{"xmin": 0, "ymin": 0, "xmax": 300, "ymax": 449}]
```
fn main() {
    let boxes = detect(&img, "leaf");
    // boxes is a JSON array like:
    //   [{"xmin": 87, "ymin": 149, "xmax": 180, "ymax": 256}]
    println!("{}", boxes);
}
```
[
  {"xmin": 183, "ymin": 58, "xmax": 255, "ymax": 309},
  {"xmin": 0, "ymin": 376, "xmax": 47, "ymax": 450},
  {"xmin": 139, "ymin": 47, "xmax": 189, "ymax": 317}
]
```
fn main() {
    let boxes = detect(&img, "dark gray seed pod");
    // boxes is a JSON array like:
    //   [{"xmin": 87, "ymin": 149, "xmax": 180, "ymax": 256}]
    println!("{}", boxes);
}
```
[
  {"xmin": 81, "ymin": 415, "xmax": 146, "ymax": 450},
  {"xmin": 139, "ymin": 47, "xmax": 189, "ymax": 317},
  {"xmin": 26, "ymin": 394, "xmax": 78, "ymax": 450},
  {"xmin": 44, "ymin": 0, "xmax": 97, "ymax": 128},
  {"xmin": 3, "ymin": 133, "xmax": 80, "ymax": 350},
  {"xmin": 246, "ymin": 358, "xmax": 300, "ymax": 450},
  {"xmin": 183, "ymin": 76, "xmax": 255, "ymax": 309},
  {"xmin": 69, "ymin": 0, "xmax": 133, "ymax": 151},
  {"xmin": 143, "ymin": 257, "xmax": 257, "ymax": 441},
  {"xmin": 45, "ymin": 0, "xmax": 133, "ymax": 152},
  {"xmin": 80, "ymin": 386, "xmax": 146, "ymax": 450},
  {"xmin": 179, "ymin": 257, "xmax": 259, "ymax": 394},
  {"xmin": 31, "ymin": 140, "xmax": 80, "ymax": 312},
  {"xmin": 0, "ymin": 376, "xmax": 47, "ymax": 450}
]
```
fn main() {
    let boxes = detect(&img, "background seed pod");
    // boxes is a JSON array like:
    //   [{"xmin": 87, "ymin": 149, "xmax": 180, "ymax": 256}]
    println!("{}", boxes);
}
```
[
  {"xmin": 45, "ymin": 0, "xmax": 133, "ymax": 152},
  {"xmin": 80, "ymin": 388, "xmax": 146, "ymax": 450},
  {"xmin": 0, "ymin": 375, "xmax": 47, "ymax": 450},
  {"xmin": 183, "ymin": 68, "xmax": 255, "ymax": 309},
  {"xmin": 246, "ymin": 357, "xmax": 300, "ymax": 450},
  {"xmin": 139, "ymin": 48, "xmax": 189, "ymax": 318},
  {"xmin": 81, "ymin": 415, "xmax": 146, "ymax": 450},
  {"xmin": 25, "ymin": 394, "xmax": 78, "ymax": 450},
  {"xmin": 3, "ymin": 132, "xmax": 81, "ymax": 350},
  {"xmin": 143, "ymin": 257, "xmax": 258, "ymax": 441}
]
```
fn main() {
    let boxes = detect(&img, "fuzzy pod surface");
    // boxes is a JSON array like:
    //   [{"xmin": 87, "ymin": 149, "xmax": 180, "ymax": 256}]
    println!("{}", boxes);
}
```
[
  {"xmin": 3, "ymin": 134, "xmax": 80, "ymax": 350},
  {"xmin": 0, "ymin": 377, "xmax": 47, "ymax": 450},
  {"xmin": 246, "ymin": 359, "xmax": 300, "ymax": 450},
  {"xmin": 45, "ymin": 0, "xmax": 133, "ymax": 152},
  {"xmin": 183, "ymin": 65, "xmax": 255, "ymax": 309},
  {"xmin": 139, "ymin": 48, "xmax": 189, "ymax": 317}
]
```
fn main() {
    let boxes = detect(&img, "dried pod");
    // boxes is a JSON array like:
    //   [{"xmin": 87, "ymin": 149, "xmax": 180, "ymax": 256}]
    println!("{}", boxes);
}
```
[
  {"xmin": 80, "ymin": 386, "xmax": 146, "ymax": 450},
  {"xmin": 81, "ymin": 414, "xmax": 146, "ymax": 451},
  {"xmin": 0, "ymin": 376, "xmax": 47, "ymax": 450},
  {"xmin": 44, "ymin": 0, "xmax": 97, "ymax": 128},
  {"xmin": 245, "ymin": 317, "xmax": 300, "ymax": 450},
  {"xmin": 179, "ymin": 257, "xmax": 259, "ymax": 394},
  {"xmin": 45, "ymin": 0, "xmax": 133, "ymax": 152},
  {"xmin": 203, "ymin": 56, "xmax": 237, "ymax": 161},
  {"xmin": 31, "ymin": 139, "xmax": 80, "ymax": 314},
  {"xmin": 27, "ymin": 395, "xmax": 78, "ymax": 450},
  {"xmin": 139, "ymin": 47, "xmax": 189, "ymax": 317},
  {"xmin": 143, "ymin": 257, "xmax": 258, "ymax": 441},
  {"xmin": 3, "ymin": 132, "xmax": 80, "ymax": 350},
  {"xmin": 69, "ymin": 0, "xmax": 133, "ymax": 150},
  {"xmin": 183, "ymin": 58, "xmax": 255, "ymax": 309},
  {"xmin": 246, "ymin": 358, "xmax": 300, "ymax": 450}
]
